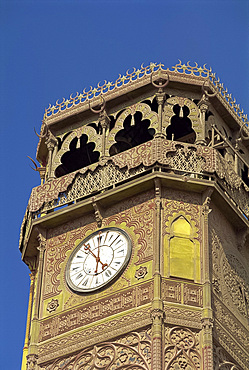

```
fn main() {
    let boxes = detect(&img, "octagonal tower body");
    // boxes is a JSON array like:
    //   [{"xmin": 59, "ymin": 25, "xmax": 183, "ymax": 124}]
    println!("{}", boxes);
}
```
[{"xmin": 20, "ymin": 62, "xmax": 249, "ymax": 370}]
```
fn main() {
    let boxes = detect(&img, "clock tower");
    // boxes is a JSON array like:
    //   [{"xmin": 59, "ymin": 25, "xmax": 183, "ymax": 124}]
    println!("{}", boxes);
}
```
[{"xmin": 20, "ymin": 62, "xmax": 249, "ymax": 369}]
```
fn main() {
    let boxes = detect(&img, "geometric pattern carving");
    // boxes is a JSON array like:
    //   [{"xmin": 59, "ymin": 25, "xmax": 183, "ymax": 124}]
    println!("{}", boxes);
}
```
[
  {"xmin": 183, "ymin": 283, "xmax": 203, "ymax": 307},
  {"xmin": 161, "ymin": 280, "xmax": 203, "ymax": 307},
  {"xmin": 165, "ymin": 326, "xmax": 201, "ymax": 369},
  {"xmin": 41, "ymin": 329, "xmax": 151, "ymax": 369},
  {"xmin": 164, "ymin": 305, "xmax": 202, "ymax": 329},
  {"xmin": 40, "ymin": 282, "xmax": 153, "ymax": 341},
  {"xmin": 167, "ymin": 145, "xmax": 206, "ymax": 174},
  {"xmin": 162, "ymin": 280, "xmax": 181, "ymax": 303},
  {"xmin": 38, "ymin": 308, "xmax": 152, "ymax": 364}
]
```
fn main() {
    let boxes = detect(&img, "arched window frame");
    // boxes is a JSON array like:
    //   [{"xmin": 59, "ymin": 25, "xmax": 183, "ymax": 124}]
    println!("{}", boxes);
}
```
[{"xmin": 165, "ymin": 213, "xmax": 201, "ymax": 283}]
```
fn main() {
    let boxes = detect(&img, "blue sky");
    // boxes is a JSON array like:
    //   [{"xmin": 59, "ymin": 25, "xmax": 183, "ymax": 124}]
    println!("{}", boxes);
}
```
[{"xmin": 0, "ymin": 0, "xmax": 248, "ymax": 368}]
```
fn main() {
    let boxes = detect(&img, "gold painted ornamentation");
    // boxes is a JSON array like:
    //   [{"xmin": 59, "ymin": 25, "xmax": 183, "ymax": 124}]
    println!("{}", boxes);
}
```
[
  {"xmin": 47, "ymin": 299, "xmax": 59, "ymax": 313},
  {"xmin": 135, "ymin": 266, "xmax": 148, "ymax": 280}
]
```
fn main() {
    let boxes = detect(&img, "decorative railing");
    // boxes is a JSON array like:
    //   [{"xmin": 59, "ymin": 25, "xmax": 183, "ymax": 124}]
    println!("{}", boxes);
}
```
[
  {"xmin": 19, "ymin": 138, "xmax": 249, "ymax": 251},
  {"xmin": 43, "ymin": 61, "xmax": 248, "ymax": 126}
]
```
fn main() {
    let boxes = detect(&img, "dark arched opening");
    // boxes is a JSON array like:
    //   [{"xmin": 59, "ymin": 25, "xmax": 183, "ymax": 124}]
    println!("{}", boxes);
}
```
[
  {"xmin": 55, "ymin": 134, "xmax": 100, "ymax": 177},
  {"xmin": 109, "ymin": 111, "xmax": 155, "ymax": 156},
  {"xmin": 166, "ymin": 105, "xmax": 196, "ymax": 144}
]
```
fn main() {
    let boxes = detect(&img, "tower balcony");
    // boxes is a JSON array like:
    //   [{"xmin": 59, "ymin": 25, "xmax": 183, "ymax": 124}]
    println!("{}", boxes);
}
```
[{"xmin": 19, "ymin": 137, "xmax": 249, "ymax": 259}]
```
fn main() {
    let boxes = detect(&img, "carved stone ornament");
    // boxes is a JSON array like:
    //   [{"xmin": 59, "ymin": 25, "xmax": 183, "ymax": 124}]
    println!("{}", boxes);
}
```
[
  {"xmin": 212, "ymin": 278, "xmax": 221, "ymax": 294},
  {"xmin": 26, "ymin": 354, "xmax": 38, "ymax": 370},
  {"xmin": 165, "ymin": 326, "xmax": 201, "ymax": 369},
  {"xmin": 222, "ymin": 254, "xmax": 249, "ymax": 319},
  {"xmin": 213, "ymin": 344, "xmax": 242, "ymax": 370},
  {"xmin": 47, "ymin": 299, "xmax": 59, "ymax": 313},
  {"xmin": 135, "ymin": 266, "xmax": 148, "ymax": 280},
  {"xmin": 151, "ymin": 308, "xmax": 164, "ymax": 321},
  {"xmin": 41, "ymin": 329, "xmax": 151, "ymax": 370}
]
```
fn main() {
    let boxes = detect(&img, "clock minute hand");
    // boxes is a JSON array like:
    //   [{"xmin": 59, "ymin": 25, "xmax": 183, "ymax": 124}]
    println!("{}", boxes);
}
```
[
  {"xmin": 84, "ymin": 243, "xmax": 107, "ymax": 273},
  {"xmin": 95, "ymin": 231, "xmax": 101, "ymax": 273},
  {"xmin": 84, "ymin": 244, "xmax": 98, "ymax": 260}
]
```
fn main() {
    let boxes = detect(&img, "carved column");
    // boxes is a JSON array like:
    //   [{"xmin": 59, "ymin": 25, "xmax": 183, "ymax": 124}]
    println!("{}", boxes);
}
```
[
  {"xmin": 151, "ymin": 70, "xmax": 169, "ymax": 138},
  {"xmin": 151, "ymin": 178, "xmax": 164, "ymax": 369},
  {"xmin": 99, "ymin": 109, "xmax": 110, "ymax": 158},
  {"xmin": 155, "ymin": 90, "xmax": 166, "ymax": 138},
  {"xmin": 28, "ymin": 229, "xmax": 46, "ymax": 367},
  {"xmin": 201, "ymin": 188, "xmax": 214, "ymax": 369},
  {"xmin": 21, "ymin": 267, "xmax": 35, "ymax": 370},
  {"xmin": 202, "ymin": 318, "xmax": 214, "ymax": 369},
  {"xmin": 45, "ymin": 133, "xmax": 57, "ymax": 181},
  {"xmin": 197, "ymin": 94, "xmax": 209, "ymax": 145},
  {"xmin": 89, "ymin": 96, "xmax": 110, "ymax": 158}
]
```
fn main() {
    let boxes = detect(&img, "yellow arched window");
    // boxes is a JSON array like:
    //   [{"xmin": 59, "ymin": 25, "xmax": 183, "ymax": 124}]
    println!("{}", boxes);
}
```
[{"xmin": 168, "ymin": 216, "xmax": 200, "ymax": 281}]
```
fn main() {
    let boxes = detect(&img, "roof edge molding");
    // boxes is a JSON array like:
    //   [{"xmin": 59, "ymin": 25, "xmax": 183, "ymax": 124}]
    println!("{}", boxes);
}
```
[{"xmin": 43, "ymin": 61, "xmax": 248, "ymax": 128}]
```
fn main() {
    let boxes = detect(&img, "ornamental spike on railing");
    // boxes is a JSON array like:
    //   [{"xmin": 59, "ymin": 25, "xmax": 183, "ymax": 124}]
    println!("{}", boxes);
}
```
[{"xmin": 43, "ymin": 61, "xmax": 248, "ymax": 126}]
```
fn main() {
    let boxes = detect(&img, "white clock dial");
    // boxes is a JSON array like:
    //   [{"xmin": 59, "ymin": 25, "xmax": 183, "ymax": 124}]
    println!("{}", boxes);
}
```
[{"xmin": 66, "ymin": 228, "xmax": 132, "ymax": 293}]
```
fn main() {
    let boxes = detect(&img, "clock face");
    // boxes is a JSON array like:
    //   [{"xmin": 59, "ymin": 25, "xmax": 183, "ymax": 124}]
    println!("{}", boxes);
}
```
[{"xmin": 66, "ymin": 227, "xmax": 132, "ymax": 293}]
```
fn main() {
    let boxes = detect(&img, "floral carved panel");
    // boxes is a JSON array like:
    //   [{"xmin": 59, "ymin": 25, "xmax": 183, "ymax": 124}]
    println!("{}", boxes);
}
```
[
  {"xmin": 210, "ymin": 205, "xmax": 249, "ymax": 324},
  {"xmin": 164, "ymin": 326, "xmax": 201, "ymax": 369},
  {"xmin": 103, "ymin": 190, "xmax": 155, "ymax": 265},
  {"xmin": 41, "ymin": 328, "xmax": 151, "ymax": 370},
  {"xmin": 38, "ymin": 307, "xmax": 151, "ymax": 364},
  {"xmin": 43, "ymin": 214, "xmax": 96, "ymax": 300}
]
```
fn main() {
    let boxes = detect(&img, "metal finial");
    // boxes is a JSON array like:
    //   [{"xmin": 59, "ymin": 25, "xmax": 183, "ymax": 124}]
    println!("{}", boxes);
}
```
[
  {"xmin": 89, "ymin": 95, "xmax": 106, "ymax": 114},
  {"xmin": 202, "ymin": 79, "xmax": 217, "ymax": 98}
]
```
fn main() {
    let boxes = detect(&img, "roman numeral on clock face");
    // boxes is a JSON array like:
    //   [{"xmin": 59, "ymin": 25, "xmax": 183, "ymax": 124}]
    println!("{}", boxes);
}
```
[
  {"xmin": 76, "ymin": 273, "xmax": 83, "ymax": 280},
  {"xmin": 105, "ymin": 270, "xmax": 112, "ymax": 277},
  {"xmin": 82, "ymin": 278, "xmax": 89, "ymax": 286}
]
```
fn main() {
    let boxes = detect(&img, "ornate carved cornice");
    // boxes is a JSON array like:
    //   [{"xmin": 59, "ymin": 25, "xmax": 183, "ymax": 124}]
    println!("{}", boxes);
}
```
[{"xmin": 42, "ymin": 61, "xmax": 248, "ymax": 130}]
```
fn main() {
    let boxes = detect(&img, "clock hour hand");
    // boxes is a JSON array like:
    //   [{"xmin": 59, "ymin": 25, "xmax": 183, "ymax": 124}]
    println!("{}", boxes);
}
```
[{"xmin": 84, "ymin": 243, "xmax": 108, "ymax": 273}]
